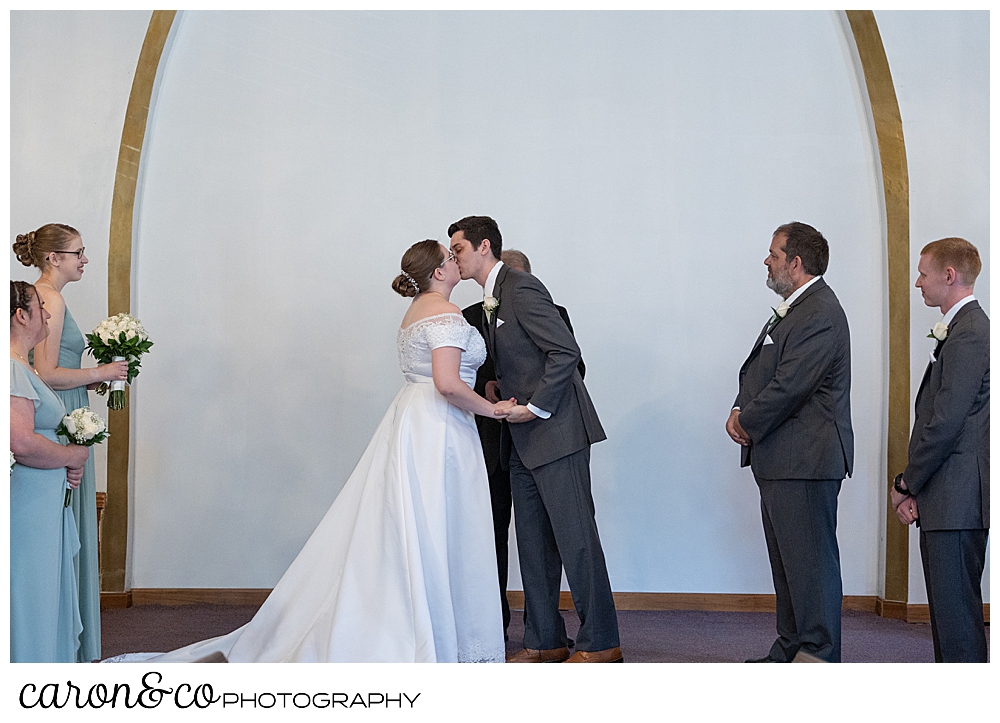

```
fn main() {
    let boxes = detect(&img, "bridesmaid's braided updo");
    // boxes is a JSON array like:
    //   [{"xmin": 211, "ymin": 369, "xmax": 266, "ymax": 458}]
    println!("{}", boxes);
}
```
[
  {"xmin": 10, "ymin": 280, "xmax": 37, "ymax": 319},
  {"xmin": 12, "ymin": 223, "xmax": 80, "ymax": 268}
]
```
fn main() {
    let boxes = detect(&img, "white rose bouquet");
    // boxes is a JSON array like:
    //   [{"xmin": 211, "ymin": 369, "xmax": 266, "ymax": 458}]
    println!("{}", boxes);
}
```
[
  {"xmin": 56, "ymin": 407, "xmax": 109, "ymax": 507},
  {"xmin": 57, "ymin": 406, "xmax": 110, "ymax": 447},
  {"xmin": 86, "ymin": 313, "xmax": 153, "ymax": 410}
]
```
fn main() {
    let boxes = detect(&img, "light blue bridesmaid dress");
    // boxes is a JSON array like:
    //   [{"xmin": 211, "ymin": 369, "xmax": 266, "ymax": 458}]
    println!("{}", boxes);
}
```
[
  {"xmin": 52, "ymin": 306, "xmax": 102, "ymax": 662},
  {"xmin": 10, "ymin": 359, "xmax": 83, "ymax": 662}
]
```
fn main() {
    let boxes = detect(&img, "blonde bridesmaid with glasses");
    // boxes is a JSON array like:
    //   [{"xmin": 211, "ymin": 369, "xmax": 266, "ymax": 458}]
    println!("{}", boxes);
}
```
[{"xmin": 12, "ymin": 224, "xmax": 129, "ymax": 662}]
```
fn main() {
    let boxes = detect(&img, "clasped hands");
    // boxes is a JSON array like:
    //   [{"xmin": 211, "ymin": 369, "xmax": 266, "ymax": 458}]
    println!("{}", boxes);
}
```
[
  {"xmin": 485, "ymin": 380, "xmax": 537, "ymax": 423},
  {"xmin": 725, "ymin": 409, "xmax": 750, "ymax": 446},
  {"xmin": 725, "ymin": 407, "xmax": 919, "ymax": 526},
  {"xmin": 890, "ymin": 478, "xmax": 918, "ymax": 526}
]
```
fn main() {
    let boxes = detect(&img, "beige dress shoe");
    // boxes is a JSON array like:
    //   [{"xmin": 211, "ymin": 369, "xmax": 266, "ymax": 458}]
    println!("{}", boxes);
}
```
[
  {"xmin": 791, "ymin": 650, "xmax": 827, "ymax": 663},
  {"xmin": 564, "ymin": 646, "xmax": 624, "ymax": 663},
  {"xmin": 506, "ymin": 647, "xmax": 571, "ymax": 663}
]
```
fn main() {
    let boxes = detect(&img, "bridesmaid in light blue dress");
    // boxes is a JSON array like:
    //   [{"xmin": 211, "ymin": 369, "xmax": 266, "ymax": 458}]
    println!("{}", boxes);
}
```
[
  {"xmin": 10, "ymin": 281, "xmax": 90, "ymax": 662},
  {"xmin": 13, "ymin": 225, "xmax": 129, "ymax": 662}
]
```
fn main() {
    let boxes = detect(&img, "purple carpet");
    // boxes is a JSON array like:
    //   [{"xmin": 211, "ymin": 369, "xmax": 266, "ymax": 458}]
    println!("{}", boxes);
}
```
[{"xmin": 101, "ymin": 604, "xmax": 987, "ymax": 662}]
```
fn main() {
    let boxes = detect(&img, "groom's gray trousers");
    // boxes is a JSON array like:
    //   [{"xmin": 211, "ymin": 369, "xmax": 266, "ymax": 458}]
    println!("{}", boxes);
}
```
[{"xmin": 508, "ymin": 443, "xmax": 620, "ymax": 652}]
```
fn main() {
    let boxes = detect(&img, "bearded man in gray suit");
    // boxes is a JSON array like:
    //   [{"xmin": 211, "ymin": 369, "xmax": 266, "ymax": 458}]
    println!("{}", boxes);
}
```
[
  {"xmin": 727, "ymin": 222, "xmax": 853, "ymax": 663},
  {"xmin": 892, "ymin": 237, "xmax": 989, "ymax": 663},
  {"xmin": 450, "ymin": 216, "xmax": 621, "ymax": 663}
]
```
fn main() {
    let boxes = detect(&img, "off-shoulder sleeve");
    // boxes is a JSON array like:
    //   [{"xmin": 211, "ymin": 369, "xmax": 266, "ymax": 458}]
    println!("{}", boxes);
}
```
[
  {"xmin": 10, "ymin": 360, "xmax": 41, "ymax": 406},
  {"xmin": 423, "ymin": 314, "xmax": 472, "ymax": 351}
]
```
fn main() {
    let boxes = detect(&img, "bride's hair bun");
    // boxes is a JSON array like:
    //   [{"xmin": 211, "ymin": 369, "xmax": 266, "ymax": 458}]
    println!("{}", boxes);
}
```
[
  {"xmin": 12, "ymin": 223, "xmax": 80, "ymax": 268},
  {"xmin": 392, "ymin": 239, "xmax": 445, "ymax": 298},
  {"xmin": 392, "ymin": 272, "xmax": 419, "ymax": 298}
]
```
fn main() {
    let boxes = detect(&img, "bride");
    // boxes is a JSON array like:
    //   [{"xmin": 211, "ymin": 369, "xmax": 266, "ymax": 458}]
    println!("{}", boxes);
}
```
[{"xmin": 143, "ymin": 240, "xmax": 507, "ymax": 662}]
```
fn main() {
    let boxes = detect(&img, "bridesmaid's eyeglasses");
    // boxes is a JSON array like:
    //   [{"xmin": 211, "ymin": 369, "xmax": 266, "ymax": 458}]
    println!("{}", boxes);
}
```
[
  {"xmin": 53, "ymin": 247, "xmax": 86, "ymax": 260},
  {"xmin": 438, "ymin": 251, "xmax": 456, "ymax": 267}
]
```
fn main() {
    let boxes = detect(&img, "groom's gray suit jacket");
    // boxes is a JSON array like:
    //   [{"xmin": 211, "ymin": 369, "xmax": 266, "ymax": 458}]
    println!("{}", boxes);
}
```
[
  {"xmin": 903, "ymin": 300, "xmax": 989, "ymax": 531},
  {"xmin": 486, "ymin": 265, "xmax": 606, "ymax": 470},
  {"xmin": 735, "ymin": 277, "xmax": 854, "ymax": 480}
]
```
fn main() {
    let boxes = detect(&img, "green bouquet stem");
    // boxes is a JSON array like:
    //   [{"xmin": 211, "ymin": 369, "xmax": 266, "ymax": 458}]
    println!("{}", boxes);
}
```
[{"xmin": 64, "ymin": 487, "xmax": 72, "ymax": 508}]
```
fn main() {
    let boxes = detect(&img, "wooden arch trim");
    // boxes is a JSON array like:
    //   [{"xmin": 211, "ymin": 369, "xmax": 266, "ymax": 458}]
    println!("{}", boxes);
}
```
[
  {"xmin": 844, "ymin": 10, "xmax": 911, "ymax": 611},
  {"xmin": 102, "ymin": 10, "xmax": 177, "ymax": 596},
  {"xmin": 99, "ymin": 11, "xmax": 911, "ymax": 610}
]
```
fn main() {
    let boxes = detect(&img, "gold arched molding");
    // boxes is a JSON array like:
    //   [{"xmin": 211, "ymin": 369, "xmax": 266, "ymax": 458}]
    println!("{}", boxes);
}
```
[
  {"xmin": 844, "ymin": 10, "xmax": 910, "ymax": 615},
  {"xmin": 102, "ymin": 10, "xmax": 177, "ymax": 598},
  {"xmin": 101, "ymin": 11, "xmax": 913, "ymax": 613}
]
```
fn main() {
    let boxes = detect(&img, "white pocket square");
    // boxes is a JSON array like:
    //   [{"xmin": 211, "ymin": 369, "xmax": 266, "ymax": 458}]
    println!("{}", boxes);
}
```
[
  {"xmin": 496, "ymin": 318, "xmax": 505, "ymax": 327},
  {"xmin": 763, "ymin": 334, "xmax": 774, "ymax": 346}
]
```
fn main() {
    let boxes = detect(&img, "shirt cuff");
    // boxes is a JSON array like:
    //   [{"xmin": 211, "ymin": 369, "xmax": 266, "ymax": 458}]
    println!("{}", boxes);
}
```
[
  {"xmin": 732, "ymin": 407, "xmax": 740, "ymax": 411},
  {"xmin": 526, "ymin": 403, "xmax": 551, "ymax": 419}
]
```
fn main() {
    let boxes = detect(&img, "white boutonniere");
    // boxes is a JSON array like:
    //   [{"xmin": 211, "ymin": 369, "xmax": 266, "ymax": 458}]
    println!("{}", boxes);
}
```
[
  {"xmin": 770, "ymin": 300, "xmax": 791, "ymax": 325},
  {"xmin": 928, "ymin": 322, "xmax": 948, "ymax": 341},
  {"xmin": 483, "ymin": 295, "xmax": 499, "ymax": 322}
]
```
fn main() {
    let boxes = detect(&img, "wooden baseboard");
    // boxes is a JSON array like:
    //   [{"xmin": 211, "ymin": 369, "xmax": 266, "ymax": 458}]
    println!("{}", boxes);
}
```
[
  {"xmin": 904, "ymin": 604, "xmax": 931, "ymax": 624},
  {"xmin": 843, "ymin": 595, "xmax": 879, "ymax": 612},
  {"xmin": 129, "ymin": 588, "xmax": 273, "ymax": 606},
  {"xmin": 876, "ymin": 598, "xmax": 989, "ymax": 624},
  {"xmin": 503, "ymin": 591, "xmax": 877, "ymax": 613},
  {"xmin": 106, "ymin": 589, "xmax": 986, "ymax": 624},
  {"xmin": 904, "ymin": 603, "xmax": 989, "ymax": 624},
  {"xmin": 876, "ymin": 597, "xmax": 908, "ymax": 620},
  {"xmin": 100, "ymin": 591, "xmax": 132, "ymax": 610}
]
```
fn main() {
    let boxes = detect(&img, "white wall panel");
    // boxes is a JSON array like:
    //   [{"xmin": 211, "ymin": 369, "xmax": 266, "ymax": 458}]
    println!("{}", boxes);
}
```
[{"xmin": 130, "ymin": 10, "xmax": 888, "ymax": 592}]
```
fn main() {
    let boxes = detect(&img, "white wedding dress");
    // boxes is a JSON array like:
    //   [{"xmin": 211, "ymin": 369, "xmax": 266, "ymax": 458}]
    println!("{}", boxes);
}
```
[{"xmin": 141, "ymin": 313, "xmax": 504, "ymax": 663}]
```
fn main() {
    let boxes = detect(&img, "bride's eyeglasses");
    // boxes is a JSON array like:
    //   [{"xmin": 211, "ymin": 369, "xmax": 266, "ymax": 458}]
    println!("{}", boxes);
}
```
[
  {"xmin": 438, "ymin": 251, "xmax": 456, "ymax": 267},
  {"xmin": 53, "ymin": 247, "xmax": 86, "ymax": 260}
]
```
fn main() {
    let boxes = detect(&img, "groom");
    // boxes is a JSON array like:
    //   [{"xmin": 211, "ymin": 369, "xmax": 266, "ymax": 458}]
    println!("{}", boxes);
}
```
[{"xmin": 449, "ymin": 216, "xmax": 621, "ymax": 663}]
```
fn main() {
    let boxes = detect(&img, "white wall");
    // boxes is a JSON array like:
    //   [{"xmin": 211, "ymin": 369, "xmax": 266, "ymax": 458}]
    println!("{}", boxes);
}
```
[
  {"xmin": 9, "ymin": 10, "xmax": 153, "ymax": 493},
  {"xmin": 129, "ymin": 10, "xmax": 888, "ymax": 592},
  {"xmin": 875, "ymin": 10, "xmax": 991, "ymax": 604},
  {"xmin": 9, "ymin": 11, "xmax": 987, "ymax": 602}
]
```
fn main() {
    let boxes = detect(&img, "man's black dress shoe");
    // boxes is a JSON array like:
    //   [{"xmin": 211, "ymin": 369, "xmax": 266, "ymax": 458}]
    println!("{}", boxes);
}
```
[{"xmin": 745, "ymin": 655, "xmax": 781, "ymax": 663}]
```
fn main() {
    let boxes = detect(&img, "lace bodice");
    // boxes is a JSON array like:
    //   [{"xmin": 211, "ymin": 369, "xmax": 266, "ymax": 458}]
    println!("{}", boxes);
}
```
[{"xmin": 397, "ymin": 313, "xmax": 486, "ymax": 387}]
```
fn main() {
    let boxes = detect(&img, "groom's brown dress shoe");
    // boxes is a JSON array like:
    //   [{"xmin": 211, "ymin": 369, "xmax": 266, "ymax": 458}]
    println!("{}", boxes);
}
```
[
  {"xmin": 563, "ymin": 647, "xmax": 623, "ymax": 663},
  {"xmin": 506, "ymin": 647, "xmax": 571, "ymax": 663}
]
